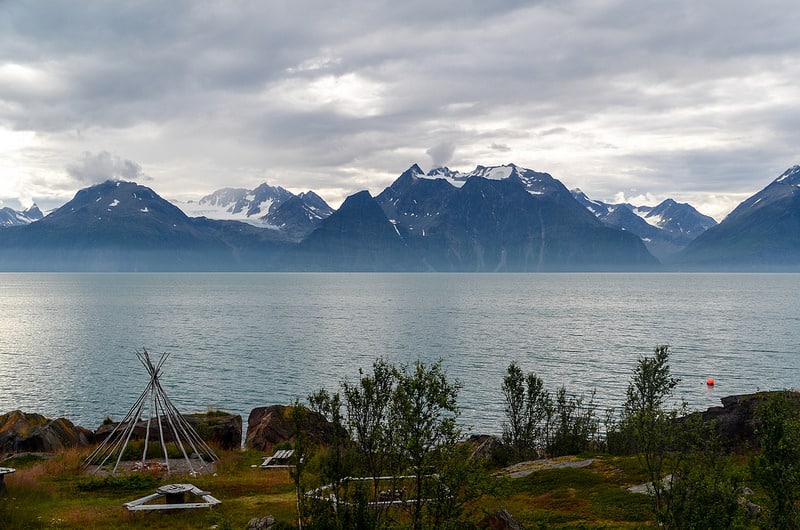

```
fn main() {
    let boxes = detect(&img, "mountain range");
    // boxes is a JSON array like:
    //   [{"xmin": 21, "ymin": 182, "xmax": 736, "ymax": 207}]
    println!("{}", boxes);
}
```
[
  {"xmin": 0, "ymin": 163, "xmax": 798, "ymax": 271},
  {"xmin": 570, "ymin": 189, "xmax": 717, "ymax": 262},
  {"xmin": 0, "ymin": 204, "xmax": 43, "ymax": 227}
]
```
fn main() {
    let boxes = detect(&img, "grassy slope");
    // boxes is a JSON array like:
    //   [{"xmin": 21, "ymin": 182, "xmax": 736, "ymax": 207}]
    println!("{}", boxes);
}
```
[{"xmin": 3, "ymin": 448, "xmax": 755, "ymax": 529}]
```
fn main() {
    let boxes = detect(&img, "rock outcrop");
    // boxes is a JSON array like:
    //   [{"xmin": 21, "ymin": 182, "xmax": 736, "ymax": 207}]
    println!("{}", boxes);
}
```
[
  {"xmin": 245, "ymin": 405, "xmax": 341, "ymax": 451},
  {"xmin": 94, "ymin": 412, "xmax": 242, "ymax": 450},
  {"xmin": 687, "ymin": 390, "xmax": 800, "ymax": 451},
  {"xmin": 461, "ymin": 434, "xmax": 503, "ymax": 461},
  {"xmin": 480, "ymin": 508, "xmax": 525, "ymax": 530},
  {"xmin": 0, "ymin": 410, "xmax": 93, "ymax": 455}
]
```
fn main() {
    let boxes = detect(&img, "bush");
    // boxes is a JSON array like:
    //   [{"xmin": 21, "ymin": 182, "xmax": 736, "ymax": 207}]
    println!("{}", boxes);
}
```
[
  {"xmin": 77, "ymin": 473, "xmax": 159, "ymax": 493},
  {"xmin": 751, "ymin": 391, "xmax": 800, "ymax": 528}
]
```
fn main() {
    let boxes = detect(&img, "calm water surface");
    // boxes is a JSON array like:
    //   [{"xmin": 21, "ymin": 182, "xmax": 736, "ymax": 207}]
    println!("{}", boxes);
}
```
[{"xmin": 0, "ymin": 273, "xmax": 797, "ymax": 435}]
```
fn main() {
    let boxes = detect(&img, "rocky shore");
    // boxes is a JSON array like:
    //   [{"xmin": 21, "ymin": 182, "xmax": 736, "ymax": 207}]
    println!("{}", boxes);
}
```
[{"xmin": 2, "ymin": 390, "xmax": 797, "ymax": 460}]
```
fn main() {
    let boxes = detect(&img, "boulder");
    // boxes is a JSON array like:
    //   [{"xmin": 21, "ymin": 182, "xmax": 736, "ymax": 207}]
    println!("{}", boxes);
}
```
[
  {"xmin": 461, "ymin": 434, "xmax": 503, "ymax": 460},
  {"xmin": 480, "ymin": 508, "xmax": 525, "ymax": 530},
  {"xmin": 245, "ymin": 405, "xmax": 341, "ymax": 451},
  {"xmin": 684, "ymin": 390, "xmax": 800, "ymax": 451},
  {"xmin": 94, "ymin": 412, "xmax": 242, "ymax": 450},
  {"xmin": 246, "ymin": 516, "xmax": 276, "ymax": 530},
  {"xmin": 0, "ymin": 410, "xmax": 94, "ymax": 455},
  {"xmin": 184, "ymin": 412, "xmax": 242, "ymax": 450}
]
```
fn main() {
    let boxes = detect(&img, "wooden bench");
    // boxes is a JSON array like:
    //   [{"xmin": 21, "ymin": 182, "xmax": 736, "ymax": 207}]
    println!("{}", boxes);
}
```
[
  {"xmin": 260, "ymin": 449, "xmax": 295, "ymax": 468},
  {"xmin": 123, "ymin": 483, "xmax": 221, "ymax": 511}
]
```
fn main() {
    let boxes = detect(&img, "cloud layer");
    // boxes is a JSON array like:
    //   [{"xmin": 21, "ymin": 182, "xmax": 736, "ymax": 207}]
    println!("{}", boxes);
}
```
[{"xmin": 1, "ymin": 1, "xmax": 799, "ymax": 218}]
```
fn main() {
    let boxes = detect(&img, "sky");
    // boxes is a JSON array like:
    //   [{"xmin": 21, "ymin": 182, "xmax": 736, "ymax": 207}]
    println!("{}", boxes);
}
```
[{"xmin": 2, "ymin": 1, "xmax": 800, "ymax": 220}]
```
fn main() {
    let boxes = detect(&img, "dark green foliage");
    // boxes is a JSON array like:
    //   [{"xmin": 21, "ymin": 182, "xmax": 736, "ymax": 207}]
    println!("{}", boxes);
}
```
[
  {"xmin": 391, "ymin": 359, "xmax": 462, "ymax": 530},
  {"xmin": 501, "ymin": 362, "xmax": 550, "ymax": 460},
  {"xmin": 657, "ymin": 414, "xmax": 747, "ymax": 529},
  {"xmin": 501, "ymin": 362, "xmax": 601, "ymax": 460},
  {"xmin": 76, "ymin": 473, "xmax": 159, "ymax": 493},
  {"xmin": 342, "ymin": 358, "xmax": 397, "ymax": 502},
  {"xmin": 751, "ymin": 391, "xmax": 800, "ymax": 528},
  {"xmin": 608, "ymin": 345, "xmax": 751, "ymax": 528},
  {"xmin": 546, "ymin": 387, "xmax": 601, "ymax": 457},
  {"xmin": 613, "ymin": 345, "xmax": 679, "ymax": 511},
  {"xmin": 289, "ymin": 399, "xmax": 313, "ymax": 530},
  {"xmin": 305, "ymin": 358, "xmax": 482, "ymax": 530}
]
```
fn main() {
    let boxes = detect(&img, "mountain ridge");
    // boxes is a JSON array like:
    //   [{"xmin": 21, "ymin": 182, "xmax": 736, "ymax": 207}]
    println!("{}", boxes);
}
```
[{"xmin": 1, "ymin": 163, "xmax": 798, "ymax": 271}]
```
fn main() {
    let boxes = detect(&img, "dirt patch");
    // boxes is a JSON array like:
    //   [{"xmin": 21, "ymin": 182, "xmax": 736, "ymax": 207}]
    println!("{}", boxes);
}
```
[{"xmin": 85, "ymin": 458, "xmax": 217, "ymax": 477}]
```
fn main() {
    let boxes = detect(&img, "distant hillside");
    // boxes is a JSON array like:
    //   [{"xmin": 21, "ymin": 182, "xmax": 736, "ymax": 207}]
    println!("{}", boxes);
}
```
[
  {"xmin": 677, "ymin": 166, "xmax": 800, "ymax": 270},
  {"xmin": 571, "ymin": 190, "xmax": 716, "ymax": 262},
  {"xmin": 374, "ymin": 164, "xmax": 658, "ymax": 271},
  {"xmin": 4, "ymin": 162, "xmax": 799, "ymax": 271},
  {"xmin": 0, "ymin": 180, "xmax": 289, "ymax": 271}
]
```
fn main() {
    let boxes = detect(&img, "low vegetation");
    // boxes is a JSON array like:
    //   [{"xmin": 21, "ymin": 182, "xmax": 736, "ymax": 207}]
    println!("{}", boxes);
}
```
[{"xmin": 1, "ymin": 347, "xmax": 798, "ymax": 529}]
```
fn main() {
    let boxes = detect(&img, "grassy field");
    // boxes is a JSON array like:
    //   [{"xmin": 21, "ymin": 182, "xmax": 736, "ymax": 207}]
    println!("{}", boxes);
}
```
[{"xmin": 0, "ymin": 447, "xmax": 668, "ymax": 529}]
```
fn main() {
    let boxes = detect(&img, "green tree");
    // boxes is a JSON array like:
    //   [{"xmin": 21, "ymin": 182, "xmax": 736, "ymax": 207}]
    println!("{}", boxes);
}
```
[
  {"xmin": 341, "ymin": 358, "xmax": 397, "ymax": 529},
  {"xmin": 657, "ymin": 413, "xmax": 746, "ymax": 529},
  {"xmin": 501, "ymin": 362, "xmax": 550, "ymax": 460},
  {"xmin": 751, "ymin": 391, "xmax": 800, "ymax": 528},
  {"xmin": 391, "ymin": 359, "xmax": 461, "ymax": 530},
  {"xmin": 307, "ymin": 388, "xmax": 352, "ymax": 529},
  {"xmin": 619, "ymin": 345, "xmax": 679, "ymax": 511},
  {"xmin": 289, "ymin": 399, "xmax": 313, "ymax": 530},
  {"xmin": 547, "ymin": 387, "xmax": 600, "ymax": 457}
]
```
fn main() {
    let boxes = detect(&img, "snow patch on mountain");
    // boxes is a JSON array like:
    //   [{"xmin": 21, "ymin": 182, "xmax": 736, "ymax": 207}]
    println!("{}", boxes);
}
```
[
  {"xmin": 174, "ymin": 199, "xmax": 277, "ymax": 227},
  {"xmin": 776, "ymin": 165, "xmax": 800, "ymax": 183}
]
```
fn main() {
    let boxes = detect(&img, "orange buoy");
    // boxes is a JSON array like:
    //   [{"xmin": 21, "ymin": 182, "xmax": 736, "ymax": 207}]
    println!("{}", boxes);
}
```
[{"xmin": 706, "ymin": 377, "xmax": 715, "ymax": 386}]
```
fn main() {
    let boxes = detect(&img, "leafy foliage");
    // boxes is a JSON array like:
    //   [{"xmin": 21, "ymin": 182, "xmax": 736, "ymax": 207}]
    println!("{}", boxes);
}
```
[
  {"xmin": 501, "ymin": 362, "xmax": 550, "ymax": 460},
  {"xmin": 751, "ymin": 391, "xmax": 800, "ymax": 528},
  {"xmin": 303, "ymin": 358, "xmax": 482, "ymax": 530}
]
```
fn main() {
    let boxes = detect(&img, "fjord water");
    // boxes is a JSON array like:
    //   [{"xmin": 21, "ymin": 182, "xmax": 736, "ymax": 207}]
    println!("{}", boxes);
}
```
[{"xmin": 0, "ymin": 273, "xmax": 797, "ymax": 435}]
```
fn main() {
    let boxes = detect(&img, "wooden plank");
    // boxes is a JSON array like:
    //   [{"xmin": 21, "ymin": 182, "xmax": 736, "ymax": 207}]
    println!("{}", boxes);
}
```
[
  {"xmin": 123, "ymin": 493, "xmax": 162, "ymax": 508},
  {"xmin": 123, "ymin": 483, "xmax": 221, "ymax": 511},
  {"xmin": 126, "ymin": 501, "xmax": 218, "ymax": 511}
]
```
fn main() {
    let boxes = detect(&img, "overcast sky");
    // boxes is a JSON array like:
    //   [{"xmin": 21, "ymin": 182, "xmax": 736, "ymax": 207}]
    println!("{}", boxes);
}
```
[{"xmin": 2, "ymin": 1, "xmax": 800, "ymax": 220}]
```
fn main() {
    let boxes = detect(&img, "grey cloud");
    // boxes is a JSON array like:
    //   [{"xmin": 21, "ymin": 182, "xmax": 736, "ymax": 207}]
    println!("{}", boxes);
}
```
[
  {"xmin": 2, "ymin": 0, "xmax": 800, "ymax": 213},
  {"xmin": 66, "ymin": 151, "xmax": 149, "ymax": 184},
  {"xmin": 426, "ymin": 142, "xmax": 456, "ymax": 167}
]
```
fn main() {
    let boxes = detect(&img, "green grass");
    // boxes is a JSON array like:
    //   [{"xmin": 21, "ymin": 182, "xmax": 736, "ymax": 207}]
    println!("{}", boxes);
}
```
[
  {"xmin": 490, "ymin": 459, "xmax": 653, "ymax": 528},
  {"xmin": 0, "ymin": 448, "xmax": 724, "ymax": 529}
]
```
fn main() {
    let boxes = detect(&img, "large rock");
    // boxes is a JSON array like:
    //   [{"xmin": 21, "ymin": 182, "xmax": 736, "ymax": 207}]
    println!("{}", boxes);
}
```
[
  {"xmin": 185, "ymin": 412, "xmax": 242, "ymax": 450},
  {"xmin": 687, "ymin": 391, "xmax": 800, "ymax": 451},
  {"xmin": 461, "ymin": 434, "xmax": 503, "ymax": 461},
  {"xmin": 480, "ymin": 508, "xmax": 525, "ymax": 530},
  {"xmin": 94, "ymin": 412, "xmax": 242, "ymax": 450},
  {"xmin": 0, "ymin": 410, "xmax": 94, "ymax": 455},
  {"xmin": 245, "ymin": 405, "xmax": 341, "ymax": 451}
]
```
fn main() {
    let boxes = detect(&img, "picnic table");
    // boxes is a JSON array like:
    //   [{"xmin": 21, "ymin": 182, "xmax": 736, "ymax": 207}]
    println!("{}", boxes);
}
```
[
  {"xmin": 123, "ymin": 483, "xmax": 221, "ymax": 511},
  {"xmin": 0, "ymin": 467, "xmax": 15, "ymax": 493},
  {"xmin": 260, "ymin": 449, "xmax": 295, "ymax": 469}
]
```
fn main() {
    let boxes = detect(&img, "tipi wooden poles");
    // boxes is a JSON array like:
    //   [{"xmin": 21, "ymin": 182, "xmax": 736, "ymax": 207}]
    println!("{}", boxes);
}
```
[{"xmin": 83, "ymin": 348, "xmax": 219, "ymax": 476}]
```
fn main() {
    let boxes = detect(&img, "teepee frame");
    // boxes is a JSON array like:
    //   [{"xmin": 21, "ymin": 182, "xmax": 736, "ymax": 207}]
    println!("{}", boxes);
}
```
[{"xmin": 83, "ymin": 348, "xmax": 219, "ymax": 476}]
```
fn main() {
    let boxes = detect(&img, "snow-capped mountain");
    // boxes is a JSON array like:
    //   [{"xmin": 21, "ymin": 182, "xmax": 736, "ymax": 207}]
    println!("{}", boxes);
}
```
[
  {"xmin": 374, "ymin": 163, "xmax": 657, "ymax": 271},
  {"xmin": 0, "ymin": 204, "xmax": 43, "ymax": 227},
  {"xmin": 263, "ymin": 191, "xmax": 334, "ymax": 241},
  {"xmin": 174, "ymin": 182, "xmax": 333, "ymax": 239},
  {"xmin": 571, "ymin": 189, "xmax": 716, "ymax": 262},
  {"xmin": 426, "ymin": 163, "xmax": 577, "ymax": 203},
  {"xmin": 176, "ymin": 183, "xmax": 294, "ymax": 226},
  {"xmin": 0, "ymin": 180, "xmax": 289, "ymax": 271},
  {"xmin": 4, "ymin": 163, "xmax": 799, "ymax": 271},
  {"xmin": 679, "ymin": 165, "xmax": 800, "ymax": 269}
]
